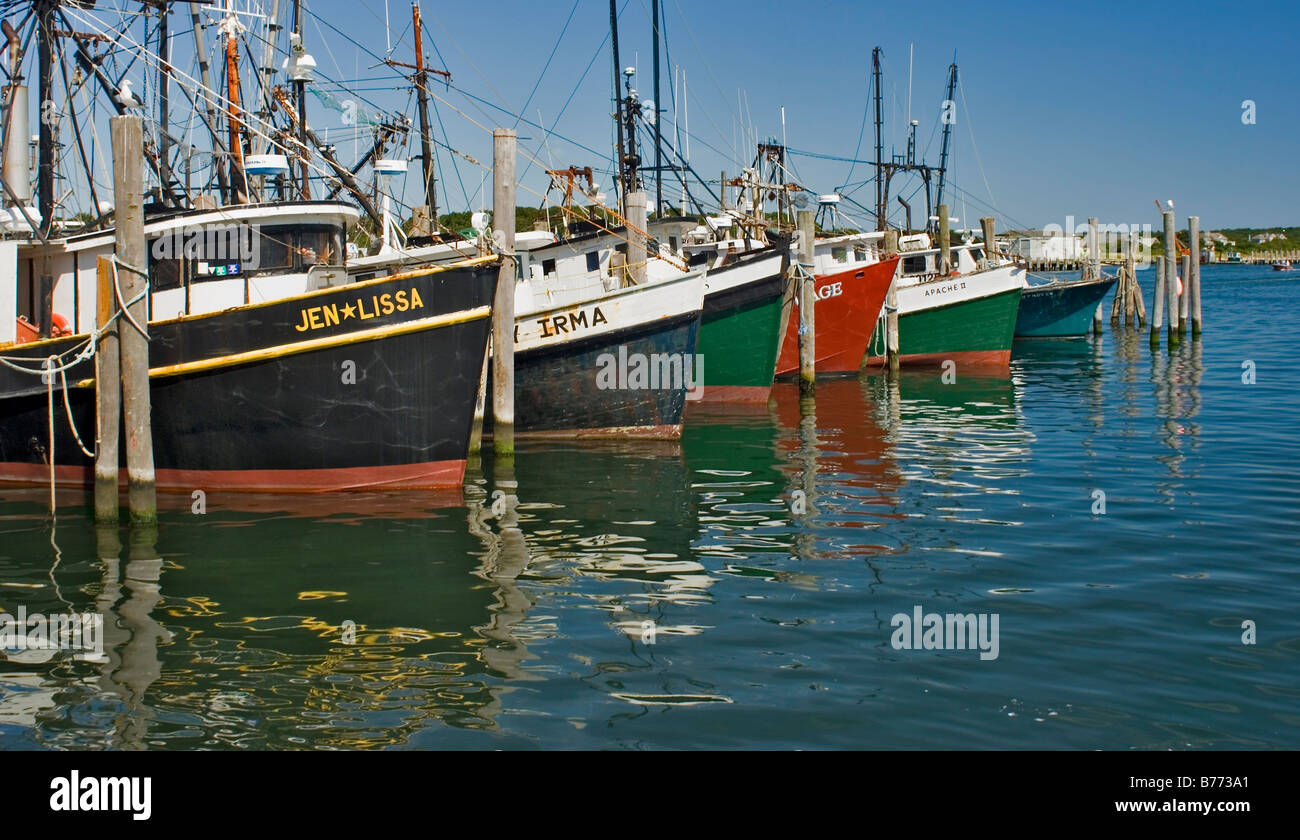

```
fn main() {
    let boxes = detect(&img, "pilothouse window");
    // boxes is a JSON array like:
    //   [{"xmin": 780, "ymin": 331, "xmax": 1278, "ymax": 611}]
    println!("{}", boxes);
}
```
[{"xmin": 902, "ymin": 254, "xmax": 928, "ymax": 275}]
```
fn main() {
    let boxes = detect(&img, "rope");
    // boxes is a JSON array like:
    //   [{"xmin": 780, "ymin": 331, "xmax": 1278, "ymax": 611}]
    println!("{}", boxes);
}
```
[
  {"xmin": 59, "ymin": 365, "xmax": 95, "ymax": 459},
  {"xmin": 111, "ymin": 257, "xmax": 150, "ymax": 339},
  {"xmin": 46, "ymin": 357, "xmax": 55, "ymax": 512}
]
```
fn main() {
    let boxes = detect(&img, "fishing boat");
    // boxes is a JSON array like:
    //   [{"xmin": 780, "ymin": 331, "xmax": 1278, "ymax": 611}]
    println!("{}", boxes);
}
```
[
  {"xmin": 501, "ymin": 258, "xmax": 707, "ymax": 438},
  {"xmin": 865, "ymin": 238, "xmax": 1022, "ymax": 368},
  {"xmin": 0, "ymin": 2, "xmax": 513, "ymax": 491},
  {"xmin": 679, "ymin": 224, "xmax": 790, "ymax": 402},
  {"xmin": 0, "ymin": 204, "xmax": 499, "ymax": 490},
  {"xmin": 1015, "ymin": 273, "xmax": 1118, "ymax": 338},
  {"xmin": 1272, "ymin": 260, "xmax": 1292, "ymax": 272},
  {"xmin": 775, "ymin": 232, "xmax": 900, "ymax": 376}
]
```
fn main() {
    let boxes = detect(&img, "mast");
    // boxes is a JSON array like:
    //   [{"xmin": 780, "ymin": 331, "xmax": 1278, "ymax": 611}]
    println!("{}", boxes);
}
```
[
  {"xmin": 223, "ymin": 3, "xmax": 248, "ymax": 204},
  {"xmin": 191, "ymin": 5, "xmax": 231, "ymax": 200},
  {"xmin": 156, "ymin": 1, "xmax": 174, "ymax": 206},
  {"xmin": 935, "ymin": 61, "xmax": 957, "ymax": 221},
  {"xmin": 651, "ymin": 0, "xmax": 661, "ymax": 216},
  {"xmin": 36, "ymin": 0, "xmax": 54, "ymax": 234},
  {"xmin": 412, "ymin": 2, "xmax": 436, "ymax": 220},
  {"xmin": 292, "ymin": 0, "xmax": 309, "ymax": 198},
  {"xmin": 256, "ymin": 0, "xmax": 282, "ymax": 156},
  {"xmin": 872, "ymin": 46, "xmax": 883, "ymax": 231},
  {"xmin": 608, "ymin": 0, "xmax": 626, "ymax": 209}
]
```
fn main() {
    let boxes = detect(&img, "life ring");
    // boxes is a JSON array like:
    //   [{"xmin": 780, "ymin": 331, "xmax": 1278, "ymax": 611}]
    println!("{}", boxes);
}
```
[{"xmin": 50, "ymin": 313, "xmax": 72, "ymax": 337}]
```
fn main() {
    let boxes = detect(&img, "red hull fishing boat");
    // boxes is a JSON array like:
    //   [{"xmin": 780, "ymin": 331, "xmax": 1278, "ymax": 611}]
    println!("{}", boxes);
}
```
[{"xmin": 775, "ymin": 254, "xmax": 899, "ymax": 376}]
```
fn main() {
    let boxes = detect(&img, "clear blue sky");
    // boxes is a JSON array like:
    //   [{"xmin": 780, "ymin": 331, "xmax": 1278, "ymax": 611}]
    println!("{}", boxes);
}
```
[{"xmin": 298, "ymin": 0, "xmax": 1298, "ymax": 232}]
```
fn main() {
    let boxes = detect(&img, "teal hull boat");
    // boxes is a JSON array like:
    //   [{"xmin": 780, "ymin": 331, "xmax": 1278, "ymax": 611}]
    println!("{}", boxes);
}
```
[{"xmin": 1015, "ymin": 275, "xmax": 1118, "ymax": 338}]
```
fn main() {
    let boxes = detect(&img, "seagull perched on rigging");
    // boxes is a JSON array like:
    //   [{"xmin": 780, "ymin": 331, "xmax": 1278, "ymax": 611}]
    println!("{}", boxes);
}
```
[{"xmin": 115, "ymin": 79, "xmax": 142, "ymax": 110}]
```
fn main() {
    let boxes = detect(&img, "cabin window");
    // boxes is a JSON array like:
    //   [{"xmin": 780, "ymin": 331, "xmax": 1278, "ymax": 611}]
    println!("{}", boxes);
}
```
[
  {"xmin": 669, "ymin": 236, "xmax": 680, "ymax": 253},
  {"xmin": 188, "ymin": 226, "xmax": 250, "ymax": 280},
  {"xmin": 542, "ymin": 258, "xmax": 557, "ymax": 276},
  {"xmin": 854, "ymin": 246, "xmax": 868, "ymax": 262},
  {"xmin": 586, "ymin": 251, "xmax": 600, "ymax": 273},
  {"xmin": 256, "ymin": 229, "xmax": 294, "ymax": 272},
  {"xmin": 147, "ymin": 239, "xmax": 183, "ymax": 291},
  {"xmin": 970, "ymin": 248, "xmax": 984, "ymax": 262},
  {"xmin": 297, "ymin": 227, "xmax": 340, "ymax": 268},
  {"xmin": 832, "ymin": 246, "xmax": 847, "ymax": 263},
  {"xmin": 902, "ymin": 254, "xmax": 927, "ymax": 275}
]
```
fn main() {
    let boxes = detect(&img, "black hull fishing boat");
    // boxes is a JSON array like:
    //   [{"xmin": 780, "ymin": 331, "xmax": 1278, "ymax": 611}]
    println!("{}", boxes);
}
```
[
  {"xmin": 491, "ymin": 268, "xmax": 706, "ymax": 438},
  {"xmin": 0, "ymin": 259, "xmax": 498, "ymax": 491}
]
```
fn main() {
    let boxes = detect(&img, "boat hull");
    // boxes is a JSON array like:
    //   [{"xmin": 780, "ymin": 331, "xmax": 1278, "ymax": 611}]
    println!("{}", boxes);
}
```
[
  {"xmin": 495, "ymin": 271, "xmax": 706, "ymax": 438},
  {"xmin": 1015, "ymin": 275, "xmax": 1118, "ymax": 337},
  {"xmin": 775, "ymin": 255, "xmax": 899, "ymax": 376},
  {"xmin": 692, "ymin": 249, "xmax": 787, "ymax": 403},
  {"xmin": 0, "ymin": 261, "xmax": 498, "ymax": 491},
  {"xmin": 867, "ymin": 266, "xmax": 1024, "ymax": 368}
]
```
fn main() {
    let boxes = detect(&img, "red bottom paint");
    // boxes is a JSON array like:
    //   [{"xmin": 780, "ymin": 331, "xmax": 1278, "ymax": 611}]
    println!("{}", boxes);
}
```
[
  {"xmin": 863, "ymin": 349, "xmax": 1012, "ymax": 368},
  {"xmin": 775, "ymin": 255, "xmax": 899, "ymax": 376},
  {"xmin": 511, "ymin": 423, "xmax": 682, "ymax": 440},
  {"xmin": 0, "ymin": 459, "xmax": 467, "ymax": 492},
  {"xmin": 689, "ymin": 385, "xmax": 772, "ymax": 405}
]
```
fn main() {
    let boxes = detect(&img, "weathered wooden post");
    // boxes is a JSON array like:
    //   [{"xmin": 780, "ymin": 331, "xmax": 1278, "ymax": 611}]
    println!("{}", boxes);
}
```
[
  {"xmin": 1179, "ymin": 254, "xmax": 1191, "ymax": 337},
  {"xmin": 1163, "ymin": 209, "xmax": 1179, "ymax": 347},
  {"xmin": 1089, "ymin": 217, "xmax": 1103, "ymax": 335},
  {"xmin": 93, "ymin": 256, "xmax": 120, "ymax": 523},
  {"xmin": 884, "ymin": 229, "xmax": 900, "ymax": 373},
  {"xmin": 1151, "ymin": 257, "xmax": 1165, "ymax": 349},
  {"xmin": 938, "ymin": 204, "xmax": 951, "ymax": 274},
  {"xmin": 111, "ymin": 116, "xmax": 155, "ymax": 523},
  {"xmin": 626, "ymin": 190, "xmax": 648, "ymax": 286},
  {"xmin": 1126, "ymin": 231, "xmax": 1142, "ymax": 326},
  {"xmin": 1188, "ymin": 215, "xmax": 1202, "ymax": 337},
  {"xmin": 492, "ymin": 128, "xmax": 516, "ymax": 457},
  {"xmin": 796, "ymin": 209, "xmax": 816, "ymax": 395},
  {"xmin": 980, "ymin": 217, "xmax": 996, "ymax": 266},
  {"xmin": 1088, "ymin": 217, "xmax": 1100, "ymax": 279}
]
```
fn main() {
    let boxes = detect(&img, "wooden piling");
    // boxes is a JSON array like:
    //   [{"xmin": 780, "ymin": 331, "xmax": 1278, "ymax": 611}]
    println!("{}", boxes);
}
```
[
  {"xmin": 1188, "ymin": 215, "xmax": 1202, "ymax": 337},
  {"xmin": 1110, "ymin": 259, "xmax": 1123, "ymax": 326},
  {"xmin": 979, "ymin": 217, "xmax": 995, "ymax": 266},
  {"xmin": 491, "ymin": 128, "xmax": 516, "ymax": 457},
  {"xmin": 1089, "ymin": 217, "xmax": 1102, "ymax": 335},
  {"xmin": 1163, "ymin": 209, "xmax": 1179, "ymax": 347},
  {"xmin": 93, "ymin": 256, "xmax": 119, "ymax": 523},
  {"xmin": 1179, "ymin": 255, "xmax": 1190, "ymax": 337},
  {"xmin": 1088, "ymin": 217, "xmax": 1100, "ymax": 281},
  {"xmin": 938, "ymin": 204, "xmax": 951, "ymax": 274},
  {"xmin": 883, "ymin": 229, "xmax": 900, "ymax": 373},
  {"xmin": 796, "ymin": 209, "xmax": 816, "ymax": 395},
  {"xmin": 1151, "ymin": 257, "xmax": 1164, "ymax": 348},
  {"xmin": 1128, "ymin": 232, "xmax": 1144, "ymax": 326},
  {"xmin": 111, "ymin": 116, "xmax": 155, "ymax": 523},
  {"xmin": 626, "ymin": 191, "xmax": 648, "ymax": 286}
]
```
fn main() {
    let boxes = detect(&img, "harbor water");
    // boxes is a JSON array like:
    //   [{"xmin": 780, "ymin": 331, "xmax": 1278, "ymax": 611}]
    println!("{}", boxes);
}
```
[{"xmin": 1, "ymin": 263, "xmax": 1296, "ymax": 749}]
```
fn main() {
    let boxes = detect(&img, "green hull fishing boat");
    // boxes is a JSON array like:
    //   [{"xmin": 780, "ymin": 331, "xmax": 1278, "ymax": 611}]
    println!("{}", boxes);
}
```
[
  {"xmin": 867, "ymin": 264, "xmax": 1024, "ymax": 368},
  {"xmin": 690, "ymin": 245, "xmax": 789, "ymax": 403}
]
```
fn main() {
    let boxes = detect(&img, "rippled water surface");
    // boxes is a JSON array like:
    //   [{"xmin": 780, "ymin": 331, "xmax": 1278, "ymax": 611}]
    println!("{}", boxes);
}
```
[{"xmin": 1, "ymin": 264, "xmax": 1297, "ymax": 749}]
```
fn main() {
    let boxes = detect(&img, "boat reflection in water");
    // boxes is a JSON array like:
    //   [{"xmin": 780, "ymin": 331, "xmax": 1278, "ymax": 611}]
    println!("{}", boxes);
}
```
[{"xmin": 0, "ymin": 367, "xmax": 1032, "ymax": 747}]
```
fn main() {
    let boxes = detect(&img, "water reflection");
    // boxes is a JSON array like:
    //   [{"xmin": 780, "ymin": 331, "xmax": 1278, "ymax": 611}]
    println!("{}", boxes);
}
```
[{"xmin": 1151, "ymin": 337, "xmax": 1205, "ymax": 488}]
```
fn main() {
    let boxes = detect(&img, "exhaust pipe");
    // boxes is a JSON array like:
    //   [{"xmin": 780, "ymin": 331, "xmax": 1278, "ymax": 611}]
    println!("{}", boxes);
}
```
[{"xmin": 1, "ymin": 19, "xmax": 30, "ymax": 204}]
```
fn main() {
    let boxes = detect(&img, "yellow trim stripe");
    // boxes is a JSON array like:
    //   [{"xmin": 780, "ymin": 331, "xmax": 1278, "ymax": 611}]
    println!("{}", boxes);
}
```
[
  {"xmin": 75, "ymin": 305, "xmax": 490, "ymax": 386},
  {"xmin": 150, "ymin": 254, "xmax": 499, "ymax": 329}
]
